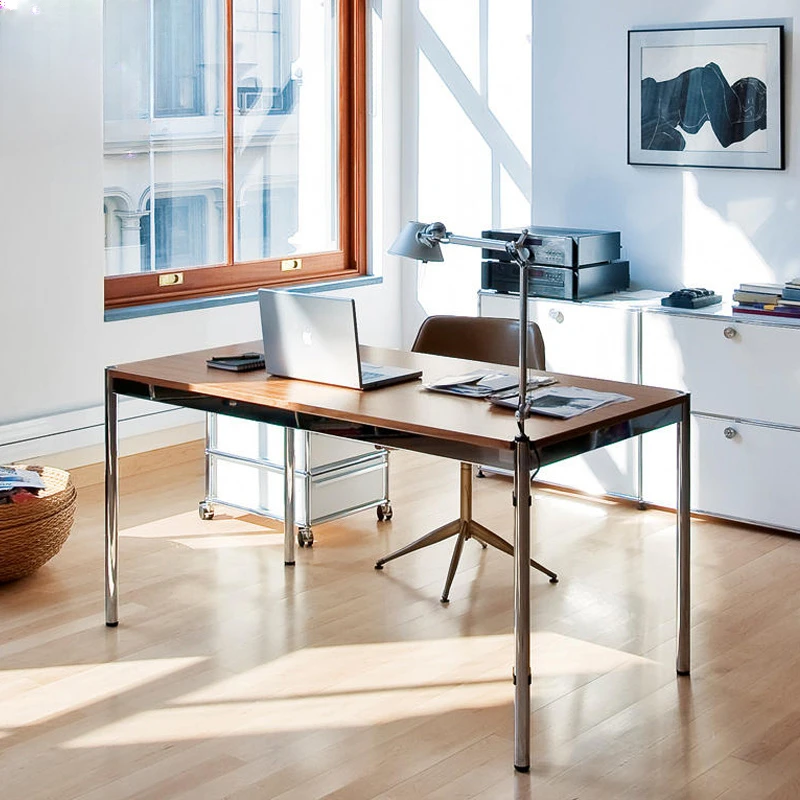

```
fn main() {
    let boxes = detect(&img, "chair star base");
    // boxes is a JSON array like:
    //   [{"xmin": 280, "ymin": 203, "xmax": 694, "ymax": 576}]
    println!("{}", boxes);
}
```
[{"xmin": 374, "ymin": 462, "xmax": 557, "ymax": 602}]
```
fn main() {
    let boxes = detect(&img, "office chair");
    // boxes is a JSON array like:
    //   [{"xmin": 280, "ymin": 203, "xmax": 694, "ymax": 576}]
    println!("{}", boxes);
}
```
[{"xmin": 374, "ymin": 315, "xmax": 558, "ymax": 602}]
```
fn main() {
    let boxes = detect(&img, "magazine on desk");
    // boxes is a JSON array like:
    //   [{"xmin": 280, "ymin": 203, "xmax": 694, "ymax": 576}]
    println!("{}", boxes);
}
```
[
  {"xmin": 424, "ymin": 370, "xmax": 556, "ymax": 398},
  {"xmin": 489, "ymin": 385, "xmax": 633, "ymax": 419}
]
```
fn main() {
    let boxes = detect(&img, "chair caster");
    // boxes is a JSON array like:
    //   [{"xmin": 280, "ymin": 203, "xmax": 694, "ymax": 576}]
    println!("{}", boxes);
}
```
[
  {"xmin": 198, "ymin": 501, "xmax": 215, "ymax": 520},
  {"xmin": 297, "ymin": 527, "xmax": 314, "ymax": 548},
  {"xmin": 549, "ymin": 576, "xmax": 559, "ymax": 584},
  {"xmin": 376, "ymin": 501, "xmax": 393, "ymax": 521},
  {"xmin": 374, "ymin": 562, "xmax": 384, "ymax": 570}
]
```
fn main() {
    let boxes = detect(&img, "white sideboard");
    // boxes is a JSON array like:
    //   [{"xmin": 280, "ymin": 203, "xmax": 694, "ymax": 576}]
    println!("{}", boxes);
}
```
[{"xmin": 479, "ymin": 289, "xmax": 800, "ymax": 534}]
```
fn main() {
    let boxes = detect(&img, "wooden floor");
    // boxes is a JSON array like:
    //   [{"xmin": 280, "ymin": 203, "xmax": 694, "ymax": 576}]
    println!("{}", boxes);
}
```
[{"xmin": 2, "ymin": 446, "xmax": 800, "ymax": 800}]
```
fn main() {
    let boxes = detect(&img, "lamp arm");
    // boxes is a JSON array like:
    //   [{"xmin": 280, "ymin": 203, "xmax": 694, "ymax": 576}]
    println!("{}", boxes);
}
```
[{"xmin": 444, "ymin": 233, "xmax": 513, "ymax": 252}]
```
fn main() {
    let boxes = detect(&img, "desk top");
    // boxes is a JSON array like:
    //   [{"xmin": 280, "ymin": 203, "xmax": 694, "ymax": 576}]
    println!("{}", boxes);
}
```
[{"xmin": 108, "ymin": 342, "xmax": 686, "ymax": 456}]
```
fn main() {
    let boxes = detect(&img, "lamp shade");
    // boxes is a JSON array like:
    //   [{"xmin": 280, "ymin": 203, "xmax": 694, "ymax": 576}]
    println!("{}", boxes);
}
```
[{"xmin": 388, "ymin": 221, "xmax": 444, "ymax": 262}]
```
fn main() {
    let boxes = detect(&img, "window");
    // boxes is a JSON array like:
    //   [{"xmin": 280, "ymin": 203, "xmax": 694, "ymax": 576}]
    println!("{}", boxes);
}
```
[{"xmin": 103, "ymin": 0, "xmax": 366, "ymax": 309}]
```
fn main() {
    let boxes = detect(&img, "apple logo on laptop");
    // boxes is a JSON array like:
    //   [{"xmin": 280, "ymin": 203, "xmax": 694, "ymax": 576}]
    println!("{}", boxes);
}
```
[{"xmin": 302, "ymin": 327, "xmax": 313, "ymax": 347}]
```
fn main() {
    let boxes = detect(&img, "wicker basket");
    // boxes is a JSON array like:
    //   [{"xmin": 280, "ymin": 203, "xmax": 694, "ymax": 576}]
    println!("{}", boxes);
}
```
[{"xmin": 0, "ymin": 466, "xmax": 77, "ymax": 582}]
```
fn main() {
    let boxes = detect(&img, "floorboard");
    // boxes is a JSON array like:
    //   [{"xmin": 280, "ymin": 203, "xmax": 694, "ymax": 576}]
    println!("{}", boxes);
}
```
[{"xmin": 1, "ymin": 449, "xmax": 798, "ymax": 799}]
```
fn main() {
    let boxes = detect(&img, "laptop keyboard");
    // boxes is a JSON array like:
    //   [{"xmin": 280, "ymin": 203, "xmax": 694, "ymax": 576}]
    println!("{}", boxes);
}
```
[{"xmin": 361, "ymin": 369, "xmax": 385, "ymax": 383}]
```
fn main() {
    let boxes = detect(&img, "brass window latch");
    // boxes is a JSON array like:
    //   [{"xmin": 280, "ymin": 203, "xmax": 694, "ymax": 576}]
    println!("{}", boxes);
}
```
[{"xmin": 158, "ymin": 272, "xmax": 184, "ymax": 287}]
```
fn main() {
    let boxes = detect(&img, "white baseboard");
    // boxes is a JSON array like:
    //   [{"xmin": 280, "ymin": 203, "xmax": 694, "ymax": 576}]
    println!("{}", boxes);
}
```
[{"xmin": 0, "ymin": 400, "xmax": 205, "ymax": 468}]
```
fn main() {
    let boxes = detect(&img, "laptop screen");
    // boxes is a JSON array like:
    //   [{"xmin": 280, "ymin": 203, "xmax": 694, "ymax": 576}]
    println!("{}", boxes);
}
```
[{"xmin": 259, "ymin": 289, "xmax": 364, "ymax": 389}]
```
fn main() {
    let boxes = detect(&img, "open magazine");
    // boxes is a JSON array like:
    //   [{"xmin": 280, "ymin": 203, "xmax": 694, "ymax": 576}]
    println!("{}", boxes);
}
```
[
  {"xmin": 489, "ymin": 385, "xmax": 632, "ymax": 419},
  {"xmin": 424, "ymin": 369, "xmax": 556, "ymax": 398}
]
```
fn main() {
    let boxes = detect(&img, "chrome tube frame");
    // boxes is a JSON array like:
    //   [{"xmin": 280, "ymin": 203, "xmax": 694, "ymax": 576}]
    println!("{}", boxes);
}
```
[
  {"xmin": 284, "ymin": 427, "xmax": 296, "ymax": 565},
  {"xmin": 104, "ymin": 368, "xmax": 119, "ymax": 626},
  {"xmin": 513, "ymin": 258, "xmax": 532, "ymax": 771},
  {"xmin": 513, "ymin": 434, "xmax": 532, "ymax": 771},
  {"xmin": 677, "ymin": 397, "xmax": 691, "ymax": 674}
]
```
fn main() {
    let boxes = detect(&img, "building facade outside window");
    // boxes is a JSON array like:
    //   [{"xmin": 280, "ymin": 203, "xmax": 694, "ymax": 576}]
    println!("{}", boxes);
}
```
[
  {"xmin": 103, "ymin": 0, "xmax": 366, "ymax": 309},
  {"xmin": 154, "ymin": 0, "xmax": 206, "ymax": 118}
]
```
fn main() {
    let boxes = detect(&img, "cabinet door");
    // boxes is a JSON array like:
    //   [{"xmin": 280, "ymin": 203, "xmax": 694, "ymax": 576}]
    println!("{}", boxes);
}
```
[
  {"xmin": 479, "ymin": 294, "xmax": 637, "ymax": 380},
  {"xmin": 530, "ymin": 299, "xmax": 638, "ymax": 381},
  {"xmin": 479, "ymin": 293, "xmax": 639, "ymax": 499},
  {"xmin": 642, "ymin": 414, "xmax": 800, "ymax": 533},
  {"xmin": 642, "ymin": 312, "xmax": 800, "ymax": 427}
]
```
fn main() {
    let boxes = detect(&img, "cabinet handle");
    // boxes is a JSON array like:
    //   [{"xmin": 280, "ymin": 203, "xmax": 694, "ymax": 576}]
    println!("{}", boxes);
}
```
[
  {"xmin": 723, "ymin": 426, "xmax": 737, "ymax": 439},
  {"xmin": 549, "ymin": 309, "xmax": 564, "ymax": 324},
  {"xmin": 723, "ymin": 326, "xmax": 737, "ymax": 339}
]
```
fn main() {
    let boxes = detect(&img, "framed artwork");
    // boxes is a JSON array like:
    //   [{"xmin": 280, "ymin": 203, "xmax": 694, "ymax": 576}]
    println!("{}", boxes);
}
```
[{"xmin": 628, "ymin": 25, "xmax": 784, "ymax": 170}]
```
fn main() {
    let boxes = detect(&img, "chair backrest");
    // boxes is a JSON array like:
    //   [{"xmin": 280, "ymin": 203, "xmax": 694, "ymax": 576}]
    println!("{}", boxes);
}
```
[{"xmin": 411, "ymin": 315, "xmax": 545, "ymax": 370}]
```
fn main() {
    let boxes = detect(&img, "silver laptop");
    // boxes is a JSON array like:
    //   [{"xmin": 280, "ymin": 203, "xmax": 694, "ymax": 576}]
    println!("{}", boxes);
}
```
[{"xmin": 258, "ymin": 289, "xmax": 422, "ymax": 390}]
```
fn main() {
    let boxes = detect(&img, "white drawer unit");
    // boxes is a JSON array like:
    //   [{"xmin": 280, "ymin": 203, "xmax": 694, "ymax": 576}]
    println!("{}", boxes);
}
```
[
  {"xmin": 642, "ymin": 311, "xmax": 800, "ymax": 427},
  {"xmin": 642, "ymin": 413, "xmax": 800, "ymax": 533},
  {"xmin": 479, "ymin": 291, "xmax": 640, "ymax": 500},
  {"xmin": 641, "ymin": 308, "xmax": 800, "ymax": 533},
  {"xmin": 693, "ymin": 417, "xmax": 800, "ymax": 531},
  {"xmin": 201, "ymin": 414, "xmax": 391, "ymax": 547}
]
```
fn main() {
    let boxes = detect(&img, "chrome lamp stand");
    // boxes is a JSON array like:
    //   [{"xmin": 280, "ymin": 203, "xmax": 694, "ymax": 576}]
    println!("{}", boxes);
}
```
[{"xmin": 389, "ymin": 223, "xmax": 540, "ymax": 771}]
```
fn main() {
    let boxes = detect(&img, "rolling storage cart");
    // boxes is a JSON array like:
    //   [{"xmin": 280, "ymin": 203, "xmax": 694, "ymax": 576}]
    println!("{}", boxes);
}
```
[{"xmin": 199, "ymin": 414, "xmax": 392, "ymax": 547}]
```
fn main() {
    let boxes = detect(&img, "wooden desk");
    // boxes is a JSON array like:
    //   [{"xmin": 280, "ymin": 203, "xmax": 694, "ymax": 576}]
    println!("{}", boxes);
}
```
[{"xmin": 104, "ymin": 342, "xmax": 691, "ymax": 771}]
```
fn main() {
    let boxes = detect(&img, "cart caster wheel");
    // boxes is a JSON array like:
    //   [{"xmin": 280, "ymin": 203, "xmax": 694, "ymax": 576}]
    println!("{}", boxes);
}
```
[
  {"xmin": 376, "ymin": 502, "xmax": 393, "ymax": 521},
  {"xmin": 297, "ymin": 527, "xmax": 314, "ymax": 548},
  {"xmin": 198, "ymin": 501, "xmax": 215, "ymax": 521}
]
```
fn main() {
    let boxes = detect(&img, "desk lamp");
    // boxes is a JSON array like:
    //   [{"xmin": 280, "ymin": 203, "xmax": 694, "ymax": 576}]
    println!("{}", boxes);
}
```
[
  {"xmin": 390, "ymin": 221, "xmax": 538, "ymax": 426},
  {"xmin": 389, "ymin": 219, "xmax": 540, "ymax": 771}
]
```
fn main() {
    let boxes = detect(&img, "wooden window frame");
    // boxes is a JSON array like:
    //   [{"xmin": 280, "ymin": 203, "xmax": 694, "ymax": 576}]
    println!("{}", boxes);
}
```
[{"xmin": 105, "ymin": 0, "xmax": 367, "ymax": 311}]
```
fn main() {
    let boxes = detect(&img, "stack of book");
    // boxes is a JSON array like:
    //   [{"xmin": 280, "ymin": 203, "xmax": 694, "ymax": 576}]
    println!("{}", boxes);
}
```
[{"xmin": 732, "ymin": 280, "xmax": 800, "ymax": 321}]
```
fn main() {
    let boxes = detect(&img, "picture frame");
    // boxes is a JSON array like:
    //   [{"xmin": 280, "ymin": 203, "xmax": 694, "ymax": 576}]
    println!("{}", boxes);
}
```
[{"xmin": 628, "ymin": 25, "xmax": 784, "ymax": 170}]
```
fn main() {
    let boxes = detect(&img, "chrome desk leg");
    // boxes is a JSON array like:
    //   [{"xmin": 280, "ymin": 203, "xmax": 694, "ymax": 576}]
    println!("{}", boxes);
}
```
[
  {"xmin": 513, "ymin": 435, "xmax": 532, "ymax": 772},
  {"xmin": 284, "ymin": 427, "xmax": 296, "ymax": 566},
  {"xmin": 677, "ymin": 398, "xmax": 691, "ymax": 675},
  {"xmin": 104, "ymin": 368, "xmax": 119, "ymax": 627}
]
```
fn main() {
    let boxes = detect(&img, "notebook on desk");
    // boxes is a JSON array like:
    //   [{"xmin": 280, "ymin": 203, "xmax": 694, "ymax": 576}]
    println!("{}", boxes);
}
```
[{"xmin": 258, "ymin": 289, "xmax": 422, "ymax": 390}]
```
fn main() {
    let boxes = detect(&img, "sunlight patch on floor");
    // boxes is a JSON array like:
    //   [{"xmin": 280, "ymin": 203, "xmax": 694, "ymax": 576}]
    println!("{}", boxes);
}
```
[
  {"xmin": 62, "ymin": 634, "xmax": 653, "ymax": 748},
  {"xmin": 0, "ymin": 657, "xmax": 206, "ymax": 728},
  {"xmin": 122, "ymin": 510, "xmax": 284, "ymax": 550},
  {"xmin": 538, "ymin": 493, "xmax": 612, "ymax": 520}
]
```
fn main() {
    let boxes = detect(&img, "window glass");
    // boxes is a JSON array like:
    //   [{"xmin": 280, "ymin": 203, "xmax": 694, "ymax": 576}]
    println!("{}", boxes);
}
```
[
  {"xmin": 104, "ymin": 0, "xmax": 225, "ymax": 277},
  {"xmin": 234, "ymin": 0, "xmax": 338, "ymax": 262},
  {"xmin": 140, "ymin": 195, "xmax": 209, "ymax": 270},
  {"xmin": 103, "ymin": 0, "xmax": 363, "ymax": 307}
]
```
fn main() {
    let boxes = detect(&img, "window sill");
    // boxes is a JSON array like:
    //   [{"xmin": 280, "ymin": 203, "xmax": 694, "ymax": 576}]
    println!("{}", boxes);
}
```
[{"xmin": 104, "ymin": 275, "xmax": 383, "ymax": 322}]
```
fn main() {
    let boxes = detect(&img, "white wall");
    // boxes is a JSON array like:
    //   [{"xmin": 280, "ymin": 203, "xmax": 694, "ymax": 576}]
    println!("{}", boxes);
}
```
[
  {"xmin": 532, "ymin": 1, "xmax": 797, "ymax": 297},
  {"xmin": 0, "ymin": 0, "xmax": 403, "ymax": 460},
  {"xmin": 396, "ymin": 0, "xmax": 799, "ymax": 340},
  {"xmin": 398, "ymin": 0, "xmax": 533, "ymax": 340},
  {"xmin": 11, "ymin": 1, "xmax": 793, "ymax": 462}
]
